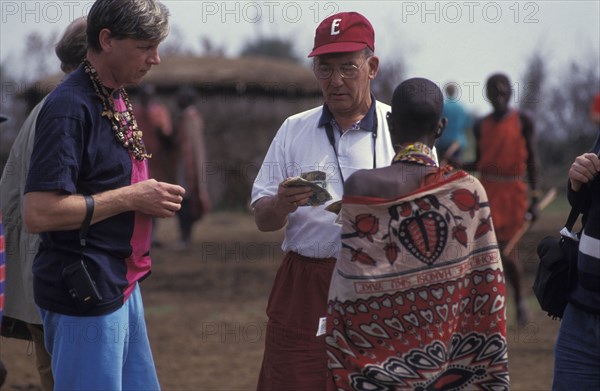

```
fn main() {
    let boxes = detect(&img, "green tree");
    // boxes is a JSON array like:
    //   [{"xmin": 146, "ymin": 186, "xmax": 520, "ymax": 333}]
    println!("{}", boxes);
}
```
[
  {"xmin": 519, "ymin": 50, "xmax": 546, "ymax": 116},
  {"xmin": 160, "ymin": 25, "xmax": 195, "ymax": 56},
  {"xmin": 370, "ymin": 57, "xmax": 406, "ymax": 105},
  {"xmin": 530, "ymin": 56, "xmax": 599, "ymax": 186},
  {"xmin": 21, "ymin": 31, "xmax": 58, "ymax": 83}
]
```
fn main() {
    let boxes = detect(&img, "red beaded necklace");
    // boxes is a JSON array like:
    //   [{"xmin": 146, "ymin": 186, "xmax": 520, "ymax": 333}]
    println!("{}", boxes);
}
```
[{"xmin": 83, "ymin": 58, "xmax": 150, "ymax": 161}]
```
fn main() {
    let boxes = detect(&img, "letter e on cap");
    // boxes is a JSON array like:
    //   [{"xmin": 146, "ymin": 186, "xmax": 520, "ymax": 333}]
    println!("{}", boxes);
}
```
[{"xmin": 331, "ymin": 18, "xmax": 341, "ymax": 35}]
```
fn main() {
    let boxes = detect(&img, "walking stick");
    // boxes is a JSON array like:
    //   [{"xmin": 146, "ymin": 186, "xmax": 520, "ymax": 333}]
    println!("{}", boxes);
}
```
[
  {"xmin": 502, "ymin": 187, "xmax": 557, "ymax": 257},
  {"xmin": 440, "ymin": 141, "xmax": 461, "ymax": 166}
]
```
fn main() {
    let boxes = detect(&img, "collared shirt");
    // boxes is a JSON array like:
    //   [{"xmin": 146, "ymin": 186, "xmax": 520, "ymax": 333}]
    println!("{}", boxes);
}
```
[
  {"xmin": 252, "ymin": 99, "xmax": 394, "ymax": 259},
  {"xmin": 318, "ymin": 96, "xmax": 377, "ymax": 133}
]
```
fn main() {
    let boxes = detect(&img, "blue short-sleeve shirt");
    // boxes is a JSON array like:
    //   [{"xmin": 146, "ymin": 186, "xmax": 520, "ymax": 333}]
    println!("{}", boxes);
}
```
[{"xmin": 25, "ymin": 65, "xmax": 152, "ymax": 316}]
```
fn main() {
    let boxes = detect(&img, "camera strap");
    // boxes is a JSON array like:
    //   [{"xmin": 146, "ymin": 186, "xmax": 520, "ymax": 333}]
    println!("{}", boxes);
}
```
[
  {"xmin": 560, "ymin": 206, "xmax": 584, "ymax": 241},
  {"xmin": 564, "ymin": 207, "xmax": 580, "ymax": 233},
  {"xmin": 324, "ymin": 115, "xmax": 378, "ymax": 187},
  {"xmin": 79, "ymin": 195, "xmax": 95, "ymax": 247}
]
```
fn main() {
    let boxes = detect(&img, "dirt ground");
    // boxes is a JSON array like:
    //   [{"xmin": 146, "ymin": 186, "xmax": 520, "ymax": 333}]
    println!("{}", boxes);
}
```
[{"xmin": 0, "ymin": 209, "xmax": 567, "ymax": 391}]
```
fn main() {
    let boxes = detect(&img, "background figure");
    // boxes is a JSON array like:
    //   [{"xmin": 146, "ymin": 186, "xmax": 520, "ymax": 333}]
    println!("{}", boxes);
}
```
[
  {"xmin": 436, "ymin": 83, "xmax": 471, "ymax": 165},
  {"xmin": 133, "ymin": 84, "xmax": 175, "ymax": 183},
  {"xmin": 552, "ymin": 103, "xmax": 600, "ymax": 389},
  {"xmin": 21, "ymin": 1, "xmax": 181, "ymax": 389},
  {"xmin": 590, "ymin": 91, "xmax": 600, "ymax": 126},
  {"xmin": 133, "ymin": 84, "xmax": 175, "ymax": 248},
  {"xmin": 327, "ymin": 78, "xmax": 508, "ymax": 390},
  {"xmin": 251, "ymin": 12, "xmax": 394, "ymax": 390},
  {"xmin": 0, "ymin": 114, "xmax": 7, "ymax": 388},
  {"xmin": 0, "ymin": 16, "xmax": 87, "ymax": 391},
  {"xmin": 462, "ymin": 73, "xmax": 540, "ymax": 326},
  {"xmin": 173, "ymin": 87, "xmax": 211, "ymax": 249}
]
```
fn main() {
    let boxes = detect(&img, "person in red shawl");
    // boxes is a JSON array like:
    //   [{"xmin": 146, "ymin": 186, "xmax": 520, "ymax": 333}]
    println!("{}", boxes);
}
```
[
  {"xmin": 326, "ymin": 78, "xmax": 509, "ymax": 390},
  {"xmin": 461, "ymin": 73, "xmax": 540, "ymax": 326},
  {"xmin": 173, "ymin": 87, "xmax": 211, "ymax": 249},
  {"xmin": 590, "ymin": 91, "xmax": 600, "ymax": 126},
  {"xmin": 133, "ymin": 84, "xmax": 175, "ymax": 182}
]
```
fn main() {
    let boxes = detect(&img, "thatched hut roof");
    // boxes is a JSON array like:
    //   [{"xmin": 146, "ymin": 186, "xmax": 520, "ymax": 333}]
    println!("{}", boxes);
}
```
[
  {"xmin": 142, "ymin": 55, "xmax": 320, "ymax": 93},
  {"xmin": 24, "ymin": 55, "xmax": 321, "ymax": 107}
]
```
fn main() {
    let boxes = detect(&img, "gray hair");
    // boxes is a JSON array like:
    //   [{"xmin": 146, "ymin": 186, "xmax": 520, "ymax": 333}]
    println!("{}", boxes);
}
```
[
  {"xmin": 87, "ymin": 0, "xmax": 170, "ymax": 52},
  {"xmin": 55, "ymin": 16, "xmax": 88, "ymax": 73}
]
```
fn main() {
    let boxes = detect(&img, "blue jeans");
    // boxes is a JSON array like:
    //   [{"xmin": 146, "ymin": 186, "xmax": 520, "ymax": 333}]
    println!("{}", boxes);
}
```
[
  {"xmin": 553, "ymin": 304, "xmax": 600, "ymax": 390},
  {"xmin": 40, "ymin": 284, "xmax": 160, "ymax": 391}
]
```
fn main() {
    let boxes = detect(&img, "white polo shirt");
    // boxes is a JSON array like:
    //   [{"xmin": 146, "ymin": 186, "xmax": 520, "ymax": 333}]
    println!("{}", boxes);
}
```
[{"xmin": 251, "ymin": 101, "xmax": 395, "ymax": 259}]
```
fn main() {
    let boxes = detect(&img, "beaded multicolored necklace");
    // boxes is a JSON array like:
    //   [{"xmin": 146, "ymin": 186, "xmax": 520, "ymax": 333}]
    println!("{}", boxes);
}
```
[
  {"xmin": 83, "ymin": 58, "xmax": 150, "ymax": 161},
  {"xmin": 392, "ymin": 142, "xmax": 438, "ymax": 167}
]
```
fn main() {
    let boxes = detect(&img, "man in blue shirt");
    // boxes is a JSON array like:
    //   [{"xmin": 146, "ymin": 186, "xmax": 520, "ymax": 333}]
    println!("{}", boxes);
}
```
[
  {"xmin": 437, "ymin": 83, "xmax": 472, "ymax": 165},
  {"xmin": 23, "ymin": 1, "xmax": 183, "ymax": 389}
]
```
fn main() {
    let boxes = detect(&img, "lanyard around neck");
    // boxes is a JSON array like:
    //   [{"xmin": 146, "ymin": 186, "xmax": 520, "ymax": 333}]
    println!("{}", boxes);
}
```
[{"xmin": 324, "ymin": 114, "xmax": 378, "ymax": 186}]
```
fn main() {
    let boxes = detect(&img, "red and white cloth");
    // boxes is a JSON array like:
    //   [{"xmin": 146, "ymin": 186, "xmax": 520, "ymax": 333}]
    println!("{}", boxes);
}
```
[{"xmin": 326, "ymin": 170, "xmax": 509, "ymax": 390}]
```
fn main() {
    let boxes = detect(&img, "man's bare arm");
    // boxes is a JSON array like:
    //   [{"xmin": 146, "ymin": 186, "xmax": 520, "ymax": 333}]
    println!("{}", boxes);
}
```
[
  {"xmin": 24, "ymin": 179, "xmax": 185, "ymax": 234},
  {"xmin": 253, "ymin": 184, "xmax": 313, "ymax": 232}
]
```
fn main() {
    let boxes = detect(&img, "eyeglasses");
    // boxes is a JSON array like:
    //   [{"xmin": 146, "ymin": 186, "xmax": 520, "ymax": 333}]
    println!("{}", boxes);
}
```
[{"xmin": 313, "ymin": 56, "xmax": 372, "ymax": 80}]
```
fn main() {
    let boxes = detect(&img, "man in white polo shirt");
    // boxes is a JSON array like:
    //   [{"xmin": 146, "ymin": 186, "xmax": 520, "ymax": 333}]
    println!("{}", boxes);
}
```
[{"xmin": 251, "ymin": 12, "xmax": 395, "ymax": 390}]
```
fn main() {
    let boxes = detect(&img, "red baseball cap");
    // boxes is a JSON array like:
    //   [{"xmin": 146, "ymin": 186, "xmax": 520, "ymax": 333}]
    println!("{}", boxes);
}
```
[{"xmin": 308, "ymin": 12, "xmax": 375, "ymax": 57}]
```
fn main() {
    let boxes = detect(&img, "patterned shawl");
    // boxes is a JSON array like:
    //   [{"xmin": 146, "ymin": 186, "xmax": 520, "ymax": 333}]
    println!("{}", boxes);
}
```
[{"xmin": 326, "ymin": 170, "xmax": 509, "ymax": 390}]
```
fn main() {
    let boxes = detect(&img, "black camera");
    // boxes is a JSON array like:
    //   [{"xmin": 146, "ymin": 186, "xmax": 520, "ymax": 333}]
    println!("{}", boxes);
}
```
[{"xmin": 62, "ymin": 260, "xmax": 103, "ymax": 310}]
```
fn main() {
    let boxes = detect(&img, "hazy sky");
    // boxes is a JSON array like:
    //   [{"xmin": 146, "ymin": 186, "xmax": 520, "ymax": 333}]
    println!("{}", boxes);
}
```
[{"xmin": 1, "ymin": 0, "xmax": 599, "ymax": 114}]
